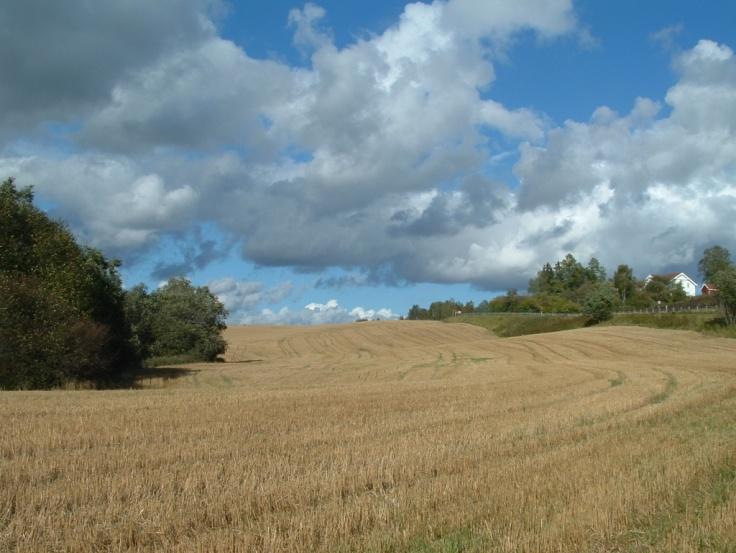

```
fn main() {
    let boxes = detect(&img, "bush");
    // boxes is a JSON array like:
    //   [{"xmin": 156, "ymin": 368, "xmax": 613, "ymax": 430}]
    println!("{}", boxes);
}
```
[
  {"xmin": 532, "ymin": 294, "xmax": 581, "ymax": 314},
  {"xmin": 582, "ymin": 283, "xmax": 619, "ymax": 324},
  {"xmin": 449, "ymin": 313, "xmax": 587, "ymax": 337},
  {"xmin": 486, "ymin": 293, "xmax": 580, "ymax": 314},
  {"xmin": 492, "ymin": 315, "xmax": 587, "ymax": 337}
]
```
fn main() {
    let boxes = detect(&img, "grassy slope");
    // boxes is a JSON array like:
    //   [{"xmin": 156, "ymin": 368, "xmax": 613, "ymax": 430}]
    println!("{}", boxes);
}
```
[
  {"xmin": 450, "ymin": 311, "xmax": 736, "ymax": 339},
  {"xmin": 605, "ymin": 311, "xmax": 736, "ymax": 337}
]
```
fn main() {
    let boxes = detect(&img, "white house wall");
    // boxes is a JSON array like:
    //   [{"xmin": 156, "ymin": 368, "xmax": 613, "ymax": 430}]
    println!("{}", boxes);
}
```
[{"xmin": 672, "ymin": 274, "xmax": 697, "ymax": 297}]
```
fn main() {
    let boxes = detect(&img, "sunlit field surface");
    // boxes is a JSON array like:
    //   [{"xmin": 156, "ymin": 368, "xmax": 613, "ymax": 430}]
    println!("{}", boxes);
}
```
[{"xmin": 2, "ymin": 321, "xmax": 736, "ymax": 552}]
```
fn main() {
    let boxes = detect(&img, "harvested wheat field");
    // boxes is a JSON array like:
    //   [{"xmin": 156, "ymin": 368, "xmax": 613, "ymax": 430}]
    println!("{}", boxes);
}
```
[{"xmin": 2, "ymin": 321, "xmax": 736, "ymax": 552}]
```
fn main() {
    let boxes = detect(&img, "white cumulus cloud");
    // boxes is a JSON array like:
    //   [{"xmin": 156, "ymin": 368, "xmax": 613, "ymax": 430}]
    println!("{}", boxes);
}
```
[
  {"xmin": 241, "ymin": 299, "xmax": 398, "ymax": 325},
  {"xmin": 2, "ymin": 2, "xmax": 736, "ymax": 292},
  {"xmin": 208, "ymin": 278, "xmax": 294, "ymax": 321}
]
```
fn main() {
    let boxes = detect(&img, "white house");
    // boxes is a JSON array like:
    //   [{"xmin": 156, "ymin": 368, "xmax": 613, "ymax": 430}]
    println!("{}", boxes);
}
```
[{"xmin": 644, "ymin": 272, "xmax": 698, "ymax": 297}]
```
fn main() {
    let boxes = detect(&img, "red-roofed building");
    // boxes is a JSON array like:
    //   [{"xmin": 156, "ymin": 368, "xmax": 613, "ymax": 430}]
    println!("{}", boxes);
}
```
[{"xmin": 701, "ymin": 283, "xmax": 719, "ymax": 296}]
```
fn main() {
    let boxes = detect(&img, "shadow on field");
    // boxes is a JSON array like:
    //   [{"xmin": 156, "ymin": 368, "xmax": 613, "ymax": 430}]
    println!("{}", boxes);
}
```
[{"xmin": 116, "ymin": 366, "xmax": 200, "ymax": 389}]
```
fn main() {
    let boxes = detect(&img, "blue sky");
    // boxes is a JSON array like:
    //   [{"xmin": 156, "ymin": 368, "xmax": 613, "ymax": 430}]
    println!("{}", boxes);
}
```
[{"xmin": 2, "ymin": 0, "xmax": 736, "ymax": 323}]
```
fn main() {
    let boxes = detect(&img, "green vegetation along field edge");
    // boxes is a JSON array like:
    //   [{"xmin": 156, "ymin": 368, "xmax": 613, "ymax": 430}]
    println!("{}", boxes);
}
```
[
  {"xmin": 1, "ymin": 177, "xmax": 228, "ymax": 390},
  {"xmin": 409, "ymin": 247, "xmax": 736, "ymax": 328},
  {"xmin": 449, "ymin": 311, "xmax": 736, "ymax": 339}
]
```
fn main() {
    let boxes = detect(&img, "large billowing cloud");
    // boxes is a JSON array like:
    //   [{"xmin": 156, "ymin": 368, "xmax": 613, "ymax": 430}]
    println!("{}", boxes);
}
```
[
  {"xmin": 0, "ymin": 0, "xmax": 220, "ymax": 137},
  {"xmin": 1, "ymin": 0, "xmax": 735, "ymax": 293},
  {"xmin": 0, "ymin": 155, "xmax": 198, "ymax": 254}
]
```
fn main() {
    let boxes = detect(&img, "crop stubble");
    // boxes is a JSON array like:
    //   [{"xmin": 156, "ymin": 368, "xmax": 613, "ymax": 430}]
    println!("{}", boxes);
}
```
[{"xmin": 2, "ymin": 321, "xmax": 736, "ymax": 552}]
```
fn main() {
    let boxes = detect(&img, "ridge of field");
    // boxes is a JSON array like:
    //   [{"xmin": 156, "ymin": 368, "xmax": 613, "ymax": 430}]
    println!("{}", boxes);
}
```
[{"xmin": 2, "ymin": 321, "xmax": 736, "ymax": 552}]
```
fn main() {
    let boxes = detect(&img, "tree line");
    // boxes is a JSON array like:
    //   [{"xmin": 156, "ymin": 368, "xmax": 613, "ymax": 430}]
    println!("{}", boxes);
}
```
[
  {"xmin": 408, "ymin": 247, "xmax": 736, "ymax": 325},
  {"xmin": 0, "ymin": 178, "xmax": 227, "ymax": 390}
]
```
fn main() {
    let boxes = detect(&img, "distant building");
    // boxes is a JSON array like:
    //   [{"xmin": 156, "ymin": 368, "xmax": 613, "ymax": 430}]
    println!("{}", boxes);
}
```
[
  {"xmin": 644, "ymin": 272, "xmax": 698, "ymax": 297},
  {"xmin": 701, "ymin": 283, "xmax": 719, "ymax": 296}
]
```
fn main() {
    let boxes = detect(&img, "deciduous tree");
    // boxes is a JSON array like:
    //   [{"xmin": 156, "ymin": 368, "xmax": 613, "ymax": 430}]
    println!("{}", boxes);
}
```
[
  {"xmin": 130, "ymin": 278, "xmax": 228, "ymax": 362},
  {"xmin": 699, "ymin": 246, "xmax": 732, "ymax": 284},
  {"xmin": 0, "ymin": 177, "xmax": 134, "ymax": 388},
  {"xmin": 582, "ymin": 282, "xmax": 619, "ymax": 323},
  {"xmin": 613, "ymin": 264, "xmax": 635, "ymax": 303},
  {"xmin": 713, "ymin": 267, "xmax": 736, "ymax": 325}
]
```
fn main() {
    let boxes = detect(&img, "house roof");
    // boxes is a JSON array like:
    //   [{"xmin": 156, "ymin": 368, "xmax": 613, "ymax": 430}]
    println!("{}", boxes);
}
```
[
  {"xmin": 702, "ymin": 283, "xmax": 718, "ymax": 290},
  {"xmin": 645, "ymin": 272, "xmax": 698, "ymax": 286}
]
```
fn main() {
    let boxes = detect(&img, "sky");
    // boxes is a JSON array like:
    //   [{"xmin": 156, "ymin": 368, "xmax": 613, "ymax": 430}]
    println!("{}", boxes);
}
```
[{"xmin": 1, "ymin": 0, "xmax": 735, "ymax": 324}]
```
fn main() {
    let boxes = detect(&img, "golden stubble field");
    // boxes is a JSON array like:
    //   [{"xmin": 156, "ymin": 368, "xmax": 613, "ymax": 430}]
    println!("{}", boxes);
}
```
[{"xmin": 2, "ymin": 321, "xmax": 736, "ymax": 552}]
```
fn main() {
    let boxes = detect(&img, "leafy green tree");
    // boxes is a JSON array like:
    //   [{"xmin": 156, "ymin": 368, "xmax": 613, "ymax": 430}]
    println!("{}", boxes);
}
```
[
  {"xmin": 529, "ymin": 254, "xmax": 614, "ymax": 304},
  {"xmin": 582, "ymin": 282, "xmax": 619, "ymax": 323},
  {"xmin": 645, "ymin": 276, "xmax": 671, "ymax": 303},
  {"xmin": 428, "ymin": 299, "xmax": 462, "ymax": 320},
  {"xmin": 612, "ymin": 264, "xmax": 636, "ymax": 303},
  {"xmin": 488, "ymin": 291, "xmax": 519, "ymax": 312},
  {"xmin": 628, "ymin": 287, "xmax": 654, "ymax": 309},
  {"xmin": 407, "ymin": 304, "xmax": 429, "ymax": 320},
  {"xmin": 586, "ymin": 257, "xmax": 606, "ymax": 283},
  {"xmin": 528, "ymin": 263, "xmax": 557, "ymax": 295},
  {"xmin": 0, "ymin": 274, "xmax": 77, "ymax": 388},
  {"xmin": 555, "ymin": 254, "xmax": 587, "ymax": 292},
  {"xmin": 124, "ymin": 284, "xmax": 157, "ymax": 360},
  {"xmin": 713, "ymin": 267, "xmax": 736, "ymax": 325},
  {"xmin": 644, "ymin": 276, "xmax": 686, "ymax": 304},
  {"xmin": 145, "ymin": 278, "xmax": 228, "ymax": 362},
  {"xmin": 0, "ymin": 177, "xmax": 134, "ymax": 388},
  {"xmin": 698, "ymin": 246, "xmax": 732, "ymax": 284},
  {"xmin": 669, "ymin": 280, "xmax": 687, "ymax": 303},
  {"xmin": 77, "ymin": 247, "xmax": 135, "ymax": 370},
  {"xmin": 476, "ymin": 300, "xmax": 490, "ymax": 313}
]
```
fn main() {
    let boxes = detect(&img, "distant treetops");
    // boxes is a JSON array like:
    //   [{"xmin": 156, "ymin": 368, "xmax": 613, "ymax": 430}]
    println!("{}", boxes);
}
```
[
  {"xmin": 408, "ymin": 248, "xmax": 736, "ymax": 326},
  {"xmin": 0, "ymin": 177, "xmax": 227, "ymax": 390}
]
